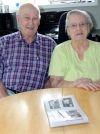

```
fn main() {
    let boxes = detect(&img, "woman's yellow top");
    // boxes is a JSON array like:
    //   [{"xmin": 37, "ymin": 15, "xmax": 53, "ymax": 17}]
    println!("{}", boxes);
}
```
[{"xmin": 49, "ymin": 40, "xmax": 100, "ymax": 81}]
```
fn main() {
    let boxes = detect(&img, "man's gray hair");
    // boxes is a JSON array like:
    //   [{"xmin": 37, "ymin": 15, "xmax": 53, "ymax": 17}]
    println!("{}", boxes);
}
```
[{"xmin": 16, "ymin": 3, "xmax": 41, "ymax": 18}]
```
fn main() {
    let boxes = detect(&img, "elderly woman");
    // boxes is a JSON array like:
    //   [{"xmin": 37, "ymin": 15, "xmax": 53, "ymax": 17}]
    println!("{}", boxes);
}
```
[{"xmin": 49, "ymin": 9, "xmax": 100, "ymax": 91}]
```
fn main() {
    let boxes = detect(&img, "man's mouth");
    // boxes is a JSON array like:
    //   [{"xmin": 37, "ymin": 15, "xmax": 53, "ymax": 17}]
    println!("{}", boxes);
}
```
[
  {"xmin": 76, "ymin": 33, "xmax": 83, "ymax": 36},
  {"xmin": 26, "ymin": 27, "xmax": 34, "ymax": 30}
]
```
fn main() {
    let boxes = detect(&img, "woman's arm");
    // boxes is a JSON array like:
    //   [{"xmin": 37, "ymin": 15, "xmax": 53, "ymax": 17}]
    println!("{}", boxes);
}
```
[
  {"xmin": 50, "ymin": 76, "xmax": 75, "ymax": 88},
  {"xmin": 50, "ymin": 76, "xmax": 100, "ymax": 91}
]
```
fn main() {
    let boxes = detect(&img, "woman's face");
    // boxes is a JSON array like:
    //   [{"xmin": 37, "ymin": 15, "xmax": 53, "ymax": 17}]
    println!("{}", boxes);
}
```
[{"xmin": 67, "ymin": 14, "xmax": 90, "ymax": 41}]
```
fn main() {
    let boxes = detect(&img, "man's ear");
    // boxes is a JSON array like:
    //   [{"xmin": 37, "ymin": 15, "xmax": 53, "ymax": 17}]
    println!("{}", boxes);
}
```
[
  {"xmin": 16, "ymin": 14, "xmax": 20, "ymax": 24},
  {"xmin": 16, "ymin": 14, "xmax": 20, "ymax": 29}
]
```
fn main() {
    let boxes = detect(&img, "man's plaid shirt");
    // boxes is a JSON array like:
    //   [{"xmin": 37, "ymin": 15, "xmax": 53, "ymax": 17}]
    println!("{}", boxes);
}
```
[{"xmin": 0, "ymin": 31, "xmax": 56, "ymax": 92}]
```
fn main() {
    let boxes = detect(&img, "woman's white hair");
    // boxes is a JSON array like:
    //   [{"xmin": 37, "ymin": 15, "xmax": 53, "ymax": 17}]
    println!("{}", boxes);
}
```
[{"xmin": 65, "ymin": 9, "xmax": 93, "ymax": 34}]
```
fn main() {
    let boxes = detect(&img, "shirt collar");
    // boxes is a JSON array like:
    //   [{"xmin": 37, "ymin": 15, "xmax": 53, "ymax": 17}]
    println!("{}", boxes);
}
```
[{"xmin": 18, "ymin": 31, "xmax": 41, "ymax": 45}]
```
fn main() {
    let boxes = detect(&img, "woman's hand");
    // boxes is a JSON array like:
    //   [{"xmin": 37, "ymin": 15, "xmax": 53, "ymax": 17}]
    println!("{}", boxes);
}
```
[
  {"xmin": 73, "ymin": 78, "xmax": 99, "ymax": 91},
  {"xmin": 93, "ymin": 81, "xmax": 100, "ymax": 90}
]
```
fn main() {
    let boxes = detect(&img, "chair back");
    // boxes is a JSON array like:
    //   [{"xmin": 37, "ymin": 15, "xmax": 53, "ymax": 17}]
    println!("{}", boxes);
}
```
[{"xmin": 58, "ymin": 12, "xmax": 69, "ymax": 44}]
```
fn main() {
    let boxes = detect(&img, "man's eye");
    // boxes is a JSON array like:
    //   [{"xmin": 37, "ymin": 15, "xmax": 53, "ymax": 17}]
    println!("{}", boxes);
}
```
[
  {"xmin": 71, "ymin": 24, "xmax": 77, "ymax": 28},
  {"xmin": 25, "ymin": 17, "xmax": 29, "ymax": 20}
]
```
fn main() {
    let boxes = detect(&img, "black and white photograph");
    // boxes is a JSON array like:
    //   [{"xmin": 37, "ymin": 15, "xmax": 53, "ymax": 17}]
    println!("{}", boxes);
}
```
[
  {"xmin": 66, "ymin": 110, "xmax": 82, "ymax": 119},
  {"xmin": 49, "ymin": 99, "xmax": 61, "ymax": 109},
  {"xmin": 62, "ymin": 97, "xmax": 74, "ymax": 107}
]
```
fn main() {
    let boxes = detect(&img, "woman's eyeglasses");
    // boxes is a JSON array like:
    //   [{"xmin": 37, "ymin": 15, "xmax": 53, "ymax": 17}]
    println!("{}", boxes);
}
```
[{"xmin": 68, "ymin": 22, "xmax": 89, "ymax": 29}]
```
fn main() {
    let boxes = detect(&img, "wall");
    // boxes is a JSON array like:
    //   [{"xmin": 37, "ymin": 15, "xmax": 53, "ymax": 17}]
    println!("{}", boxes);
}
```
[
  {"xmin": 1, "ymin": 0, "xmax": 100, "ymax": 33},
  {"xmin": 40, "ymin": 1, "xmax": 100, "ymax": 31}
]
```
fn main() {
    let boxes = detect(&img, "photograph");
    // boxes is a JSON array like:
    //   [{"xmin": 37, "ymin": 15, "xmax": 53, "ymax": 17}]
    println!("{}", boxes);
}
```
[
  {"xmin": 49, "ymin": 99, "xmax": 61, "ymax": 109},
  {"xmin": 62, "ymin": 98, "xmax": 74, "ymax": 107}
]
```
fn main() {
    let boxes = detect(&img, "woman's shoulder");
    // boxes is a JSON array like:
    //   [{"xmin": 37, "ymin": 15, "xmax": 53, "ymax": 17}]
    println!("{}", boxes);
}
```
[
  {"xmin": 89, "ymin": 40, "xmax": 100, "ymax": 46},
  {"xmin": 89, "ymin": 40, "xmax": 100, "ymax": 52},
  {"xmin": 56, "ymin": 40, "xmax": 71, "ymax": 49}
]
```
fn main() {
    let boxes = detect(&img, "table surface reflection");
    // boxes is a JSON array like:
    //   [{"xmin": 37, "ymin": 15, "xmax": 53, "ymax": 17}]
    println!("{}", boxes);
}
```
[{"xmin": 0, "ymin": 88, "xmax": 100, "ymax": 134}]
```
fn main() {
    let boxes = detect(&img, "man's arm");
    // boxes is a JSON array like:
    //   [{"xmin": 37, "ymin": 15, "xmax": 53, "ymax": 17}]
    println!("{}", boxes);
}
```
[
  {"xmin": 0, "ymin": 81, "xmax": 8, "ymax": 98},
  {"xmin": 0, "ymin": 38, "xmax": 8, "ymax": 98}
]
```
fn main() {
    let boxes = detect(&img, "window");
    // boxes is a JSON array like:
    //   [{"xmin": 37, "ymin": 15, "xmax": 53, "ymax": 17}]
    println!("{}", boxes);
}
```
[
  {"xmin": 2, "ymin": 0, "xmax": 97, "ymax": 12},
  {"xmin": 36, "ymin": 0, "xmax": 96, "ymax": 5},
  {"xmin": 2, "ymin": 0, "xmax": 97, "ymax": 6}
]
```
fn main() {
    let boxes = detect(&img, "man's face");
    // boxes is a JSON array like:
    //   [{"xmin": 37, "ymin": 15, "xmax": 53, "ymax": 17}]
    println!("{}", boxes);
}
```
[{"xmin": 16, "ymin": 6, "xmax": 40, "ymax": 38}]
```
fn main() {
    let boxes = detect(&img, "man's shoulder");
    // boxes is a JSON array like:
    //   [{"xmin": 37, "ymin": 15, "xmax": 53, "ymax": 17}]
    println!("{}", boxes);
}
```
[
  {"xmin": 0, "ymin": 31, "xmax": 20, "ymax": 41},
  {"xmin": 37, "ymin": 33, "xmax": 56, "ymax": 42}
]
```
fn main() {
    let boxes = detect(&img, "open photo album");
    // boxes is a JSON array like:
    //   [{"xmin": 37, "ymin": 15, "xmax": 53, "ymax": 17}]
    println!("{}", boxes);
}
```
[{"xmin": 44, "ymin": 95, "xmax": 89, "ymax": 127}]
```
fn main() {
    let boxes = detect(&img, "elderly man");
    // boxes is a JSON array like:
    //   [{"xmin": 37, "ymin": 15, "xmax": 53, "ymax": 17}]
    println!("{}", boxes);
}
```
[{"xmin": 0, "ymin": 3, "xmax": 56, "ymax": 98}]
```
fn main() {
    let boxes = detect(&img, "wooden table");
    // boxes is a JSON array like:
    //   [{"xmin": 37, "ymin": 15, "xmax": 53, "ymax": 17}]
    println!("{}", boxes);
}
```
[{"xmin": 0, "ymin": 88, "xmax": 100, "ymax": 134}]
